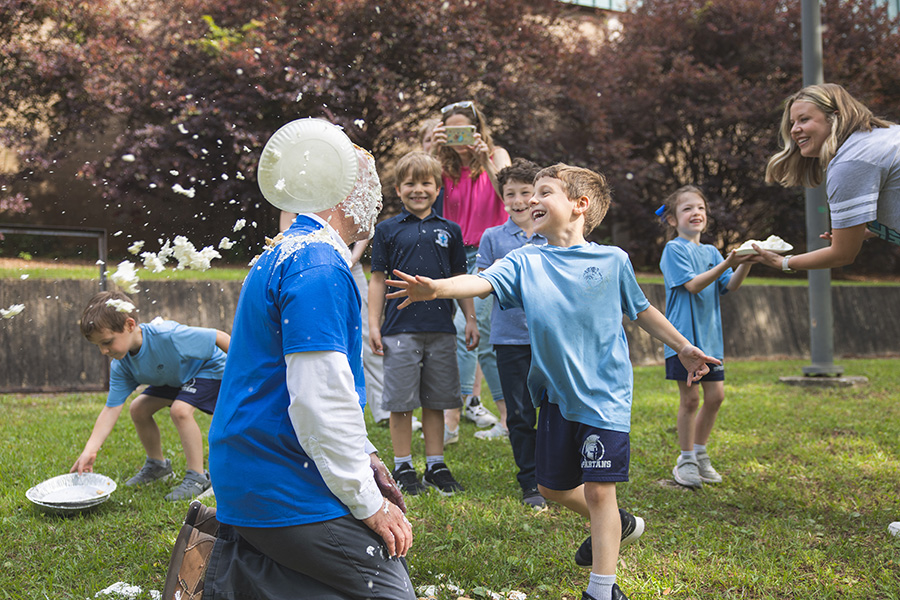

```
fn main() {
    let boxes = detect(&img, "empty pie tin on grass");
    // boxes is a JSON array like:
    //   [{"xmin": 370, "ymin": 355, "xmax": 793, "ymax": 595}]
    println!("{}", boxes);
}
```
[
  {"xmin": 257, "ymin": 118, "xmax": 359, "ymax": 214},
  {"xmin": 26, "ymin": 472, "xmax": 117, "ymax": 515}
]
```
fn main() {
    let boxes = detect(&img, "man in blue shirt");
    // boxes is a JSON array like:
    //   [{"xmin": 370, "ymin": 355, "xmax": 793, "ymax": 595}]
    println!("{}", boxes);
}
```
[{"xmin": 208, "ymin": 144, "xmax": 414, "ymax": 599}]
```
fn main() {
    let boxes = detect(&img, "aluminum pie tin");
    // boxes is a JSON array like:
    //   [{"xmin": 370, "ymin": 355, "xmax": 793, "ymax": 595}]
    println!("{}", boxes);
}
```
[
  {"xmin": 26, "ymin": 473, "xmax": 117, "ymax": 513},
  {"xmin": 257, "ymin": 118, "xmax": 359, "ymax": 214}
]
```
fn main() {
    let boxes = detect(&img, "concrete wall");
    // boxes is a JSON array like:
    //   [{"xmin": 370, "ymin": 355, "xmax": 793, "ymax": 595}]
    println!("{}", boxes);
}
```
[{"xmin": 1, "ymin": 279, "xmax": 898, "ymax": 392}]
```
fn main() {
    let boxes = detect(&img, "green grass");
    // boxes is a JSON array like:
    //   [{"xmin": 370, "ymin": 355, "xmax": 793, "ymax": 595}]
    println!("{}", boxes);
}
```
[
  {"xmin": 3, "ymin": 260, "xmax": 899, "ymax": 286},
  {"xmin": 1, "ymin": 263, "xmax": 249, "ymax": 281},
  {"xmin": 633, "ymin": 273, "xmax": 900, "ymax": 287},
  {"xmin": 2, "ymin": 359, "xmax": 899, "ymax": 599}
]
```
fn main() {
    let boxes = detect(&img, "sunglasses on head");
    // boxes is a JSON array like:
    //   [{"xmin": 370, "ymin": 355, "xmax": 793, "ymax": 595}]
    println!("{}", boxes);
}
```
[{"xmin": 440, "ymin": 100, "xmax": 477, "ymax": 117}]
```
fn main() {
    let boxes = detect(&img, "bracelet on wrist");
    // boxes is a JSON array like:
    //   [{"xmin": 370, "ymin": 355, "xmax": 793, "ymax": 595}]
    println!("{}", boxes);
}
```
[{"xmin": 782, "ymin": 255, "xmax": 794, "ymax": 273}]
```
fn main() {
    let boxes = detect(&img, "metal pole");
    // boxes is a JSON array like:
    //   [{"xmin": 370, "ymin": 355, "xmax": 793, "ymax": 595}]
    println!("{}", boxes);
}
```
[
  {"xmin": 800, "ymin": 0, "xmax": 843, "ymax": 376},
  {"xmin": 97, "ymin": 230, "xmax": 108, "ymax": 291}
]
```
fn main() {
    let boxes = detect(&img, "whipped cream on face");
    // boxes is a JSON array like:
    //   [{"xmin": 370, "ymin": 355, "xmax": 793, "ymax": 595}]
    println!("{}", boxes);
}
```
[{"xmin": 337, "ymin": 146, "xmax": 382, "ymax": 240}]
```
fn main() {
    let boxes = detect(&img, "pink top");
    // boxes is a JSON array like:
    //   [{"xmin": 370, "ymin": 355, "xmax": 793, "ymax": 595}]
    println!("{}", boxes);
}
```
[{"xmin": 442, "ymin": 167, "xmax": 506, "ymax": 246}]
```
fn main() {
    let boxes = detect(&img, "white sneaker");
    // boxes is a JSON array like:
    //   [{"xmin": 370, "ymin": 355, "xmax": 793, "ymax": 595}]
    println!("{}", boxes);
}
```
[
  {"xmin": 463, "ymin": 395, "xmax": 498, "ymax": 428},
  {"xmin": 474, "ymin": 423, "xmax": 508, "ymax": 440},
  {"xmin": 411, "ymin": 416, "xmax": 422, "ymax": 432},
  {"xmin": 696, "ymin": 450, "xmax": 722, "ymax": 483},
  {"xmin": 889, "ymin": 522, "xmax": 900, "ymax": 537},
  {"xmin": 444, "ymin": 425, "xmax": 459, "ymax": 445}
]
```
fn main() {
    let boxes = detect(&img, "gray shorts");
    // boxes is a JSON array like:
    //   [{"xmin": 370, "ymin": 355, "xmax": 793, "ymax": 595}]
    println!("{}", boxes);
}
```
[
  {"xmin": 381, "ymin": 332, "xmax": 462, "ymax": 412},
  {"xmin": 205, "ymin": 516, "xmax": 415, "ymax": 600}
]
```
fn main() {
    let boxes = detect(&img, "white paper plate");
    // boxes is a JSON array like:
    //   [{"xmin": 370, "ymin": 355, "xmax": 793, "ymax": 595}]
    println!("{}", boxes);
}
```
[
  {"xmin": 26, "ymin": 472, "xmax": 117, "ymax": 512},
  {"xmin": 734, "ymin": 243, "xmax": 793, "ymax": 256},
  {"xmin": 257, "ymin": 118, "xmax": 359, "ymax": 214}
]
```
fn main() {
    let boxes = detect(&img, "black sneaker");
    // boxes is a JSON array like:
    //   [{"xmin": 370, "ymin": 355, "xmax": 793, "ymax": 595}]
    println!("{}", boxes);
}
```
[
  {"xmin": 575, "ymin": 509, "xmax": 645, "ymax": 567},
  {"xmin": 522, "ymin": 487, "xmax": 546, "ymax": 509},
  {"xmin": 581, "ymin": 584, "xmax": 629, "ymax": 600},
  {"xmin": 422, "ymin": 462, "xmax": 464, "ymax": 496},
  {"xmin": 392, "ymin": 462, "xmax": 426, "ymax": 496}
]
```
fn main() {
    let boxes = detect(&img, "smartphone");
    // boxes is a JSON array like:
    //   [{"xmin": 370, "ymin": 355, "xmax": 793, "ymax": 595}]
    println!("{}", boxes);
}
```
[{"xmin": 444, "ymin": 125, "xmax": 476, "ymax": 146}]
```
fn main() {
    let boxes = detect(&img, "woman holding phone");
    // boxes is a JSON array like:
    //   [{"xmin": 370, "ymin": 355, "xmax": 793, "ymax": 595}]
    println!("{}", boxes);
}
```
[{"xmin": 429, "ymin": 100, "xmax": 512, "ymax": 441}]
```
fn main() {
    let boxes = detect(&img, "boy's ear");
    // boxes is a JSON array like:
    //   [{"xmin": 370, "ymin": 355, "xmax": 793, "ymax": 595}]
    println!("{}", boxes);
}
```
[
  {"xmin": 124, "ymin": 317, "xmax": 137, "ymax": 332},
  {"xmin": 573, "ymin": 195, "xmax": 590, "ymax": 216}
]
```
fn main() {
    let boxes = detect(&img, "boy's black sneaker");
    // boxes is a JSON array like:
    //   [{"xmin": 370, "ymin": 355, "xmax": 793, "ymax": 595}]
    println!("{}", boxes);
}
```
[
  {"xmin": 392, "ymin": 462, "xmax": 426, "ymax": 496},
  {"xmin": 422, "ymin": 462, "xmax": 464, "ymax": 496},
  {"xmin": 581, "ymin": 583, "xmax": 629, "ymax": 600},
  {"xmin": 574, "ymin": 509, "xmax": 645, "ymax": 567}
]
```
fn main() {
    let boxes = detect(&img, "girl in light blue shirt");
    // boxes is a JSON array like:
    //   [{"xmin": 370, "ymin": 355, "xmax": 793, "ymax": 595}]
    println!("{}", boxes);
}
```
[{"xmin": 659, "ymin": 185, "xmax": 753, "ymax": 489}]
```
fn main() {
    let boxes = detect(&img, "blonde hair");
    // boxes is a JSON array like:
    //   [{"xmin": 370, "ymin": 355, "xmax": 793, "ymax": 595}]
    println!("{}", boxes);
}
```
[
  {"xmin": 393, "ymin": 151, "xmax": 443, "ymax": 190},
  {"xmin": 534, "ymin": 163, "xmax": 611, "ymax": 235},
  {"xmin": 658, "ymin": 185, "xmax": 708, "ymax": 239},
  {"xmin": 438, "ymin": 102, "xmax": 496, "ymax": 181},
  {"xmin": 80, "ymin": 291, "xmax": 138, "ymax": 338},
  {"xmin": 418, "ymin": 118, "xmax": 440, "ymax": 147},
  {"xmin": 765, "ymin": 83, "xmax": 895, "ymax": 188}
]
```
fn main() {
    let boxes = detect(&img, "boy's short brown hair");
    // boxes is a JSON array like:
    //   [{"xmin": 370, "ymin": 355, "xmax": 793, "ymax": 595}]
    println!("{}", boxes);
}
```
[
  {"xmin": 534, "ymin": 163, "xmax": 611, "ymax": 234},
  {"xmin": 497, "ymin": 158, "xmax": 542, "ymax": 191},
  {"xmin": 80, "ymin": 291, "xmax": 139, "ymax": 338},
  {"xmin": 393, "ymin": 151, "xmax": 442, "ymax": 190}
]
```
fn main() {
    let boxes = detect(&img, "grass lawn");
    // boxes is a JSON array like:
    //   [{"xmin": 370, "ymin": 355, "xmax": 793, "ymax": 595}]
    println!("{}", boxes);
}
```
[{"xmin": 2, "ymin": 358, "xmax": 898, "ymax": 599}]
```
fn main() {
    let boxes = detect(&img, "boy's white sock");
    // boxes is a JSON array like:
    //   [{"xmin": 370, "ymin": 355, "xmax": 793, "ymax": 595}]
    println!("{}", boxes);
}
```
[
  {"xmin": 586, "ymin": 573, "xmax": 615, "ymax": 600},
  {"xmin": 694, "ymin": 443, "xmax": 707, "ymax": 454},
  {"xmin": 393, "ymin": 455, "xmax": 412, "ymax": 469},
  {"xmin": 680, "ymin": 450, "xmax": 697, "ymax": 462},
  {"xmin": 425, "ymin": 455, "xmax": 444, "ymax": 470}
]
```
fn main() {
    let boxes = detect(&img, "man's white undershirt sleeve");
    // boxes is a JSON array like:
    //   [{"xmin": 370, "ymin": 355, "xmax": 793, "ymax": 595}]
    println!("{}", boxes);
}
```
[{"xmin": 285, "ymin": 351, "xmax": 383, "ymax": 520}]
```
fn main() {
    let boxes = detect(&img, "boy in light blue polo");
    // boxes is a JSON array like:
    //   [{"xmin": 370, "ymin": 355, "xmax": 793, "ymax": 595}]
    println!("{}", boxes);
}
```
[
  {"xmin": 73, "ymin": 291, "xmax": 229, "ymax": 501},
  {"xmin": 387, "ymin": 163, "xmax": 719, "ymax": 600}
]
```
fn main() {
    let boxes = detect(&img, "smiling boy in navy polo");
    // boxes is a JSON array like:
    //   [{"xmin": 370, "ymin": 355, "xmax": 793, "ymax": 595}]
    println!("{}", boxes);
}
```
[{"xmin": 368, "ymin": 151, "xmax": 477, "ymax": 496}]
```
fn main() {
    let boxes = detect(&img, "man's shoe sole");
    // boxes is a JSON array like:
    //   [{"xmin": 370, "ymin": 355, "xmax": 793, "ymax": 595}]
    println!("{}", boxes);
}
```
[{"xmin": 162, "ymin": 524, "xmax": 216, "ymax": 600}]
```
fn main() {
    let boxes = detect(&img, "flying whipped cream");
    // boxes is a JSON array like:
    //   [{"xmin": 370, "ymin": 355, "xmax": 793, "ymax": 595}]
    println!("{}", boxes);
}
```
[{"xmin": 1, "ymin": 304, "xmax": 25, "ymax": 319}]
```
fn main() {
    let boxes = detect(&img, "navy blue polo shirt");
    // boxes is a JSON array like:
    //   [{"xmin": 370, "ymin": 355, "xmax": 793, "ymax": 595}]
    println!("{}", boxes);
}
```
[{"xmin": 370, "ymin": 208, "xmax": 467, "ymax": 336}]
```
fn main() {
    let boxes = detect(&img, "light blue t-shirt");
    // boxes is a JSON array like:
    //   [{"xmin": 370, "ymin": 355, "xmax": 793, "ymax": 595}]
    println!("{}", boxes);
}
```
[
  {"xmin": 659, "ymin": 236, "xmax": 731, "ymax": 360},
  {"xmin": 208, "ymin": 216, "xmax": 366, "ymax": 528},
  {"xmin": 475, "ymin": 219, "xmax": 547, "ymax": 345},
  {"xmin": 106, "ymin": 320, "xmax": 225, "ymax": 408},
  {"xmin": 479, "ymin": 243, "xmax": 650, "ymax": 432}
]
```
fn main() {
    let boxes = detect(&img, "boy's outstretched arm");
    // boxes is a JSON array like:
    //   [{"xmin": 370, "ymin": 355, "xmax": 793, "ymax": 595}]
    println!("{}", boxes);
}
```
[
  {"xmin": 385, "ymin": 270, "xmax": 493, "ymax": 309},
  {"xmin": 635, "ymin": 305, "xmax": 720, "ymax": 387},
  {"xmin": 70, "ymin": 404, "xmax": 125, "ymax": 473},
  {"xmin": 216, "ymin": 330, "xmax": 231, "ymax": 353}
]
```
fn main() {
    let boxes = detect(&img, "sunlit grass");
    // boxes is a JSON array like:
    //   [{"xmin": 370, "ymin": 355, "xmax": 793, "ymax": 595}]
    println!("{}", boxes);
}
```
[{"xmin": 2, "ymin": 359, "xmax": 899, "ymax": 598}]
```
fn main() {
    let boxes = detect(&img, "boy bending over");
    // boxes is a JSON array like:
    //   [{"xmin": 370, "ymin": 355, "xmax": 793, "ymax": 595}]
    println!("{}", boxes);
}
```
[
  {"xmin": 388, "ymin": 164, "xmax": 717, "ymax": 600},
  {"xmin": 73, "ymin": 291, "xmax": 229, "ymax": 501}
]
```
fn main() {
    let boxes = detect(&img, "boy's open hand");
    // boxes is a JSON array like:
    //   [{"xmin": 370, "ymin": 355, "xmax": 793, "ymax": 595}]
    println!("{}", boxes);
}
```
[
  {"xmin": 385, "ymin": 270, "xmax": 439, "ymax": 309},
  {"xmin": 71, "ymin": 451, "xmax": 96, "ymax": 474},
  {"xmin": 677, "ymin": 344, "xmax": 720, "ymax": 387}
]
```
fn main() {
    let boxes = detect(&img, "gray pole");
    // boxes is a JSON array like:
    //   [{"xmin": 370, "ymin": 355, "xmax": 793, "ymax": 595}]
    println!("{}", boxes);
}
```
[{"xmin": 800, "ymin": 0, "xmax": 843, "ymax": 376}]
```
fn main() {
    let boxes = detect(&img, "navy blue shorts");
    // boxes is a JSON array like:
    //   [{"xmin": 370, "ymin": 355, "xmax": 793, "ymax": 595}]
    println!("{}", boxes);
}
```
[
  {"xmin": 665, "ymin": 356, "xmax": 724, "ymax": 382},
  {"xmin": 535, "ymin": 396, "xmax": 630, "ymax": 490},
  {"xmin": 142, "ymin": 378, "xmax": 220, "ymax": 415}
]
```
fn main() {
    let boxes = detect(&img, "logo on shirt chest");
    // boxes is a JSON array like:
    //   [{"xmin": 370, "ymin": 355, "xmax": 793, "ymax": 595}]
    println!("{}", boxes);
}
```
[
  {"xmin": 434, "ymin": 228, "xmax": 451, "ymax": 248},
  {"xmin": 582, "ymin": 266, "xmax": 605, "ymax": 292}
]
